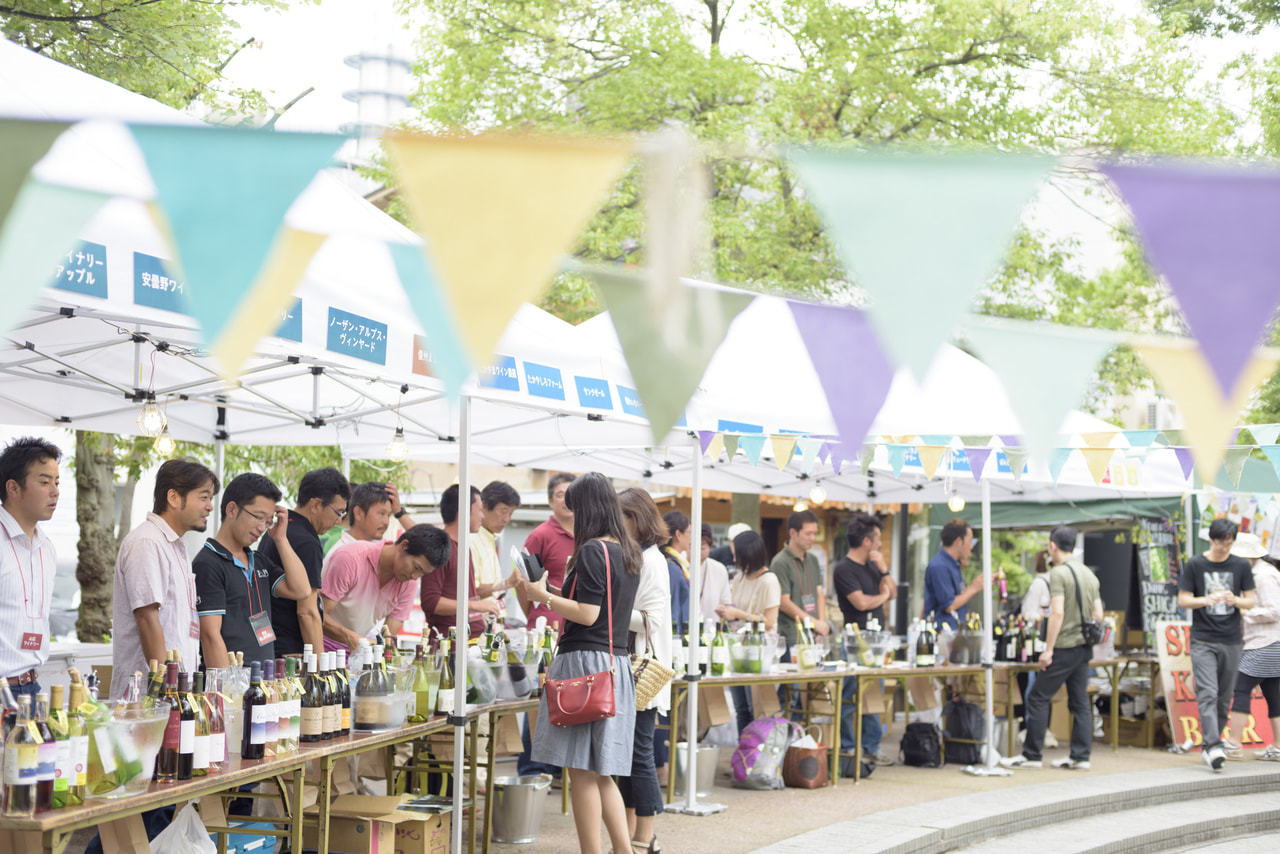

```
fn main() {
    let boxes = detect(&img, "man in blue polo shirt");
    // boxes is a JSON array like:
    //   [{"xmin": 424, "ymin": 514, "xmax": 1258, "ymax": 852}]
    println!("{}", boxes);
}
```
[{"xmin": 923, "ymin": 518, "xmax": 983, "ymax": 631}]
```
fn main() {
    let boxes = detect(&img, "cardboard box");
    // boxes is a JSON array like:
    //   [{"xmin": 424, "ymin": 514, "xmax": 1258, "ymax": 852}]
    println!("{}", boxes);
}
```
[
  {"xmin": 958, "ymin": 672, "xmax": 1020, "ymax": 707},
  {"xmin": 698, "ymin": 686, "xmax": 732, "ymax": 729},
  {"xmin": 303, "ymin": 795, "xmax": 450, "ymax": 854},
  {"xmin": 905, "ymin": 676, "xmax": 939, "ymax": 711}
]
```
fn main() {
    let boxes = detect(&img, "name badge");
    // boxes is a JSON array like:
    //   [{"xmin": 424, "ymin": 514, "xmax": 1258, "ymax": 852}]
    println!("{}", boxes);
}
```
[
  {"xmin": 802, "ymin": 594, "xmax": 817, "ymax": 614},
  {"xmin": 20, "ymin": 632, "xmax": 42, "ymax": 651},
  {"xmin": 190, "ymin": 620, "xmax": 201, "ymax": 640},
  {"xmin": 249, "ymin": 611, "xmax": 276, "ymax": 647}
]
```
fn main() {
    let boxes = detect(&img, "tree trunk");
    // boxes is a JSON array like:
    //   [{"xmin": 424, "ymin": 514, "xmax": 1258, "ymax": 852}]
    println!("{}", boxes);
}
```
[
  {"xmin": 117, "ymin": 475, "xmax": 137, "ymax": 541},
  {"xmin": 76, "ymin": 431, "xmax": 116, "ymax": 642}
]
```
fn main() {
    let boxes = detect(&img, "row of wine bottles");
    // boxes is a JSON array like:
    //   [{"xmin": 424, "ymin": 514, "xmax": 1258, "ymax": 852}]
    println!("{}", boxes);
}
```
[
  {"xmin": 1, "ymin": 678, "xmax": 92, "ymax": 817},
  {"xmin": 670, "ymin": 620, "xmax": 733, "ymax": 677}
]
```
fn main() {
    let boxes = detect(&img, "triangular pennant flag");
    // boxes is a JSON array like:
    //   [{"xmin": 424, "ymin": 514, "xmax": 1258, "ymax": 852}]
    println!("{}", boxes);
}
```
[
  {"xmin": 1123, "ymin": 430, "xmax": 1162, "ymax": 448},
  {"xmin": 698, "ymin": 431, "xmax": 717, "ymax": 455},
  {"xmin": 210, "ymin": 228, "xmax": 327, "ymax": 377},
  {"xmin": 798, "ymin": 437, "xmax": 824, "ymax": 476},
  {"xmin": 1005, "ymin": 448, "xmax": 1031, "ymax": 486},
  {"xmin": 1263, "ymin": 446, "xmax": 1280, "ymax": 482},
  {"xmin": 1080, "ymin": 447, "xmax": 1115, "ymax": 485},
  {"xmin": 917, "ymin": 445, "xmax": 947, "ymax": 480},
  {"xmin": 788, "ymin": 301, "xmax": 895, "ymax": 447},
  {"xmin": 1133, "ymin": 337, "xmax": 1279, "ymax": 483},
  {"xmin": 1048, "ymin": 448, "xmax": 1075, "ymax": 485},
  {"xmin": 1102, "ymin": 161, "xmax": 1280, "ymax": 398},
  {"xmin": 1172, "ymin": 447, "xmax": 1196, "ymax": 481},
  {"xmin": 771, "ymin": 435, "xmax": 797, "ymax": 471},
  {"xmin": 723, "ymin": 434, "xmax": 740, "ymax": 459},
  {"xmin": 706, "ymin": 432, "xmax": 725, "ymax": 461},
  {"xmin": 1245, "ymin": 424, "xmax": 1280, "ymax": 446},
  {"xmin": 858, "ymin": 444, "xmax": 876, "ymax": 476},
  {"xmin": 959, "ymin": 434, "xmax": 991, "ymax": 448},
  {"xmin": 963, "ymin": 316, "xmax": 1120, "ymax": 463},
  {"xmin": 0, "ymin": 120, "xmax": 70, "ymax": 232},
  {"xmin": 593, "ymin": 270, "xmax": 754, "ymax": 440},
  {"xmin": 740, "ymin": 434, "xmax": 767, "ymax": 466},
  {"xmin": 0, "ymin": 182, "xmax": 108, "ymax": 340},
  {"xmin": 130, "ymin": 124, "xmax": 343, "ymax": 347},
  {"xmin": 964, "ymin": 447, "xmax": 993, "ymax": 483},
  {"xmin": 1223, "ymin": 447, "xmax": 1252, "ymax": 488},
  {"xmin": 817, "ymin": 442, "xmax": 832, "ymax": 464},
  {"xmin": 386, "ymin": 131, "xmax": 631, "ymax": 367},
  {"xmin": 388, "ymin": 242, "xmax": 472, "ymax": 396},
  {"xmin": 788, "ymin": 147, "xmax": 1054, "ymax": 378},
  {"xmin": 887, "ymin": 444, "xmax": 908, "ymax": 477},
  {"xmin": 1082, "ymin": 431, "xmax": 1119, "ymax": 448},
  {"xmin": 919, "ymin": 434, "xmax": 952, "ymax": 446}
]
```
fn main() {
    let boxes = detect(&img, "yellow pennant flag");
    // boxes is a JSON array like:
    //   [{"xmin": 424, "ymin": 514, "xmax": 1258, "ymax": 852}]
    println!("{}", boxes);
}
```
[
  {"xmin": 771, "ymin": 435, "xmax": 797, "ymax": 470},
  {"xmin": 385, "ymin": 131, "xmax": 632, "ymax": 366},
  {"xmin": 706, "ymin": 432, "xmax": 725, "ymax": 461},
  {"xmin": 916, "ymin": 445, "xmax": 947, "ymax": 480},
  {"xmin": 1080, "ymin": 447, "xmax": 1116, "ymax": 485},
  {"xmin": 1081, "ymin": 431, "xmax": 1118, "ymax": 449},
  {"xmin": 211, "ymin": 229, "xmax": 327, "ymax": 378},
  {"xmin": 1134, "ymin": 337, "xmax": 1280, "ymax": 484}
]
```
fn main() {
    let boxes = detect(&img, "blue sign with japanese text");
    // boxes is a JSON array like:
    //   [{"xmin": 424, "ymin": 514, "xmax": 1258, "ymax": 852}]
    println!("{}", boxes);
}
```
[
  {"xmin": 618, "ymin": 385, "xmax": 645, "ymax": 418},
  {"xmin": 575, "ymin": 376, "xmax": 613, "ymax": 410},
  {"xmin": 718, "ymin": 419, "xmax": 763, "ymax": 434},
  {"xmin": 133, "ymin": 252, "xmax": 186, "ymax": 313},
  {"xmin": 479, "ymin": 355, "xmax": 520, "ymax": 391},
  {"xmin": 275, "ymin": 299, "xmax": 303, "ymax": 342},
  {"xmin": 524, "ymin": 362, "xmax": 565, "ymax": 401},
  {"xmin": 52, "ymin": 242, "xmax": 107, "ymax": 298},
  {"xmin": 326, "ymin": 307, "xmax": 387, "ymax": 364}
]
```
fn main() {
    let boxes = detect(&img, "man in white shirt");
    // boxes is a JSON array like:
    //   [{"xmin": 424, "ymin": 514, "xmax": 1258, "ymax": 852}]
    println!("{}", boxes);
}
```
[
  {"xmin": 470, "ymin": 481, "xmax": 520, "ymax": 603},
  {"xmin": 111, "ymin": 458, "xmax": 218, "ymax": 699},
  {"xmin": 0, "ymin": 437, "xmax": 61, "ymax": 696}
]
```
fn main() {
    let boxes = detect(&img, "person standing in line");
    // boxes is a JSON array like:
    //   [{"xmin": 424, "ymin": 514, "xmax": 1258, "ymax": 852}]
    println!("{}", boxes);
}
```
[
  {"xmin": 470, "ymin": 481, "xmax": 521, "ymax": 605},
  {"xmin": 194, "ymin": 473, "xmax": 314, "ymax": 668},
  {"xmin": 698, "ymin": 523, "xmax": 733, "ymax": 622},
  {"xmin": 519, "ymin": 472, "xmax": 642, "ymax": 854},
  {"xmin": 112, "ymin": 458, "xmax": 219, "ymax": 699},
  {"xmin": 1224, "ymin": 533, "xmax": 1280, "ymax": 760},
  {"xmin": 0, "ymin": 437, "xmax": 61, "ymax": 697},
  {"xmin": 1002, "ymin": 525, "xmax": 1102, "ymax": 771},
  {"xmin": 922, "ymin": 518, "xmax": 984, "ymax": 631},
  {"xmin": 769, "ymin": 509, "xmax": 831, "ymax": 653},
  {"xmin": 717, "ymin": 531, "xmax": 781, "ymax": 735},
  {"xmin": 260, "ymin": 467, "xmax": 351, "ymax": 657},
  {"xmin": 1177, "ymin": 518, "xmax": 1256, "ymax": 770},
  {"xmin": 321, "ymin": 481, "xmax": 418, "ymax": 575},
  {"xmin": 832, "ymin": 513, "xmax": 896, "ymax": 768},
  {"xmin": 419, "ymin": 484, "xmax": 504, "ymax": 641},
  {"xmin": 660, "ymin": 511, "xmax": 692, "ymax": 628},
  {"xmin": 707, "ymin": 522, "xmax": 751, "ymax": 571}
]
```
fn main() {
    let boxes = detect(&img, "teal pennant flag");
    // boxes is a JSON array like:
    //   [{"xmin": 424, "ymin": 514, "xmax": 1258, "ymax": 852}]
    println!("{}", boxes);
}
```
[
  {"xmin": 1048, "ymin": 447, "xmax": 1074, "ymax": 485},
  {"xmin": 129, "ymin": 124, "xmax": 343, "ymax": 346},
  {"xmin": 739, "ymin": 434, "xmax": 767, "ymax": 466},
  {"xmin": 388, "ymin": 242, "xmax": 472, "ymax": 397},
  {"xmin": 787, "ymin": 147, "xmax": 1054, "ymax": 378}
]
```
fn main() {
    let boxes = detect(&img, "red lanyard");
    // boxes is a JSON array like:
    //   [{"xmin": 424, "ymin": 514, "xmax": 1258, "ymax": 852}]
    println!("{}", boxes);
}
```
[
  {"xmin": 790, "ymin": 552, "xmax": 813, "ymax": 598},
  {"xmin": 168, "ymin": 536, "xmax": 195, "ymax": 615},
  {"xmin": 5, "ymin": 524, "xmax": 46, "ymax": 621}
]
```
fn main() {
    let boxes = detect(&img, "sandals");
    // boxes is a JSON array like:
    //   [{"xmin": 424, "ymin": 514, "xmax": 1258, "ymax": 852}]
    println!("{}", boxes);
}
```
[{"xmin": 631, "ymin": 837, "xmax": 660, "ymax": 854}]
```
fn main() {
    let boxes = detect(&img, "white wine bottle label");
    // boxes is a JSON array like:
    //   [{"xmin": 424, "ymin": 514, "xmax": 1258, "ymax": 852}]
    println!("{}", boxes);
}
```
[
  {"xmin": 438, "ymin": 689, "xmax": 455, "ymax": 714},
  {"xmin": 712, "ymin": 647, "xmax": 729, "ymax": 665},
  {"xmin": 210, "ymin": 733, "xmax": 226, "ymax": 763},
  {"xmin": 179, "ymin": 720, "xmax": 196, "ymax": 753},
  {"xmin": 92, "ymin": 728, "xmax": 117, "ymax": 775},
  {"xmin": 72, "ymin": 735, "xmax": 89, "ymax": 785},
  {"xmin": 56, "ymin": 738, "xmax": 72, "ymax": 782},
  {"xmin": 5, "ymin": 744, "xmax": 38, "ymax": 785},
  {"xmin": 193, "ymin": 735, "xmax": 210, "ymax": 769}
]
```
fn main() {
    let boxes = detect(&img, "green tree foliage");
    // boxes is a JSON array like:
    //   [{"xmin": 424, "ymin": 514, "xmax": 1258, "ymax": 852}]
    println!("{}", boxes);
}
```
[{"xmin": 1146, "ymin": 0, "xmax": 1280, "ymax": 36}]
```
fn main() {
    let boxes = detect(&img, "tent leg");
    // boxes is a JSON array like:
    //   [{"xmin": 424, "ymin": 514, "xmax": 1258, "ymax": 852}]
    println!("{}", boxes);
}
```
[
  {"xmin": 964, "ymin": 477, "xmax": 1010, "ymax": 777},
  {"xmin": 451, "ymin": 393, "xmax": 472, "ymax": 854}
]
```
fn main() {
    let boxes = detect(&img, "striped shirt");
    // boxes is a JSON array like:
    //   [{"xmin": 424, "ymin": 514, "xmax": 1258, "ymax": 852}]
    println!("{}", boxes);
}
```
[{"xmin": 0, "ymin": 506, "xmax": 57, "ymax": 679}]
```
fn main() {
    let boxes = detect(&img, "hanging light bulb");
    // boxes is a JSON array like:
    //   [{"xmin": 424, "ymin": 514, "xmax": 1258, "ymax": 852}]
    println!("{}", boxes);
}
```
[
  {"xmin": 136, "ymin": 400, "xmax": 166, "ymax": 437},
  {"xmin": 793, "ymin": 500, "xmax": 808, "ymax": 512},
  {"xmin": 809, "ymin": 484, "xmax": 827, "ymax": 504},
  {"xmin": 154, "ymin": 427, "xmax": 176, "ymax": 456},
  {"xmin": 386, "ymin": 426, "xmax": 408, "ymax": 461},
  {"xmin": 947, "ymin": 490, "xmax": 966, "ymax": 513}
]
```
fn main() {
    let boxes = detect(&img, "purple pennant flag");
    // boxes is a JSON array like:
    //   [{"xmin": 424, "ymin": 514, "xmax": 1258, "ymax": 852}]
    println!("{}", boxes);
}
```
[
  {"xmin": 965, "ymin": 447, "xmax": 993, "ymax": 482},
  {"xmin": 818, "ymin": 442, "xmax": 833, "ymax": 464},
  {"xmin": 788, "ymin": 301, "xmax": 895, "ymax": 449},
  {"xmin": 1173, "ymin": 447, "xmax": 1196, "ymax": 481},
  {"xmin": 831, "ymin": 453, "xmax": 844, "ymax": 475},
  {"xmin": 698, "ymin": 430, "xmax": 716, "ymax": 455},
  {"xmin": 1102, "ymin": 161, "xmax": 1280, "ymax": 397}
]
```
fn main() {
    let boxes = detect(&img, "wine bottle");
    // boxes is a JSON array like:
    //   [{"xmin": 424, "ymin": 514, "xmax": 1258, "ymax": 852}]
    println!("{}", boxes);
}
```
[
  {"xmin": 155, "ymin": 663, "xmax": 181, "ymax": 782},
  {"xmin": 175, "ymin": 672, "xmax": 195, "ymax": 781},
  {"xmin": 47, "ymin": 685, "xmax": 71, "ymax": 809},
  {"xmin": 334, "ymin": 650, "xmax": 351, "ymax": 736},
  {"xmin": 32, "ymin": 692, "xmax": 56, "ymax": 812},
  {"xmin": 2, "ymin": 695, "xmax": 39, "ymax": 817},
  {"xmin": 437, "ymin": 638, "xmax": 455, "ymax": 715},
  {"xmin": 63, "ymin": 684, "xmax": 88, "ymax": 806},
  {"xmin": 242, "ymin": 660, "xmax": 267, "ymax": 760},
  {"xmin": 916, "ymin": 618, "xmax": 935, "ymax": 667},
  {"xmin": 189, "ymin": 672, "xmax": 210, "ymax": 777},
  {"xmin": 710, "ymin": 621, "xmax": 729, "ymax": 676},
  {"xmin": 324, "ymin": 652, "xmax": 343, "ymax": 740},
  {"xmin": 272, "ymin": 658, "xmax": 292, "ymax": 753},
  {"xmin": 281, "ymin": 658, "xmax": 300, "ymax": 751},
  {"xmin": 203, "ymin": 669, "xmax": 226, "ymax": 772},
  {"xmin": 299, "ymin": 655, "xmax": 322, "ymax": 744},
  {"xmin": 261, "ymin": 659, "xmax": 279, "ymax": 756},
  {"xmin": 1, "ymin": 680, "xmax": 18, "ymax": 742},
  {"xmin": 696, "ymin": 621, "xmax": 711, "ymax": 676},
  {"xmin": 670, "ymin": 622, "xmax": 686, "ymax": 676},
  {"xmin": 410, "ymin": 645, "xmax": 432, "ymax": 723},
  {"xmin": 143, "ymin": 660, "xmax": 164, "ymax": 709}
]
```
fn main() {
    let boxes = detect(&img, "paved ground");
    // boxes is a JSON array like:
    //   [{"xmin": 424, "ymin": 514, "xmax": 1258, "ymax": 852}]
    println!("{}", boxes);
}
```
[{"xmin": 1165, "ymin": 835, "xmax": 1280, "ymax": 854}]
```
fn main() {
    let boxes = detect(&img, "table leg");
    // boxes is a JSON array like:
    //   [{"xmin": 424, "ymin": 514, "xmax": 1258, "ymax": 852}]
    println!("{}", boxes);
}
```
[
  {"xmin": 468, "ymin": 719, "xmax": 479, "ymax": 854},
  {"xmin": 291, "ymin": 765, "xmax": 305, "ymax": 854},
  {"xmin": 830, "ymin": 676, "xmax": 841, "ymax": 787},
  {"xmin": 1110, "ymin": 663, "xmax": 1121, "ymax": 753},
  {"xmin": 665, "ymin": 684, "xmax": 682, "ymax": 805},
  {"xmin": 853, "ymin": 674, "xmax": 864, "ymax": 783},
  {"xmin": 317, "ymin": 756, "xmax": 333, "ymax": 854},
  {"xmin": 483, "ymin": 712, "xmax": 498, "ymax": 854},
  {"xmin": 1005, "ymin": 669, "xmax": 1017, "ymax": 758},
  {"xmin": 1146, "ymin": 662, "xmax": 1158, "ymax": 749}
]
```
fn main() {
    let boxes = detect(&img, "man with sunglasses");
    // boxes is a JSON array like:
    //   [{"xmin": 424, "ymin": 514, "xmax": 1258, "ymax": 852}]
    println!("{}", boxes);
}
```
[
  {"xmin": 194, "ymin": 474, "xmax": 316, "ymax": 668},
  {"xmin": 261, "ymin": 467, "xmax": 351, "ymax": 657}
]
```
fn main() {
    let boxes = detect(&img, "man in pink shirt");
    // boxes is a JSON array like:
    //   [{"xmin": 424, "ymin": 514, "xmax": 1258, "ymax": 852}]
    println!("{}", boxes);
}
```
[
  {"xmin": 516, "ymin": 472, "xmax": 576, "ymax": 631},
  {"xmin": 321, "ymin": 525, "xmax": 451, "ymax": 651}
]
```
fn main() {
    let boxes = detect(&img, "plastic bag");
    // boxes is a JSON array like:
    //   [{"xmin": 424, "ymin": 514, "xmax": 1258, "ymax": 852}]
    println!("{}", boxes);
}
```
[{"xmin": 151, "ymin": 803, "xmax": 217, "ymax": 854}]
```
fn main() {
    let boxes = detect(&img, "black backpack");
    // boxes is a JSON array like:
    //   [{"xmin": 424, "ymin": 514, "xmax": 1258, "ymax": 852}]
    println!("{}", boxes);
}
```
[
  {"xmin": 943, "ymin": 700, "xmax": 984, "ymax": 765},
  {"xmin": 900, "ymin": 722, "xmax": 944, "ymax": 767}
]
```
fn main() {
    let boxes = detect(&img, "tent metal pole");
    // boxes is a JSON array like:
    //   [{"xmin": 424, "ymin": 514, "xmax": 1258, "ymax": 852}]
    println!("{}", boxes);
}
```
[
  {"xmin": 451, "ymin": 392, "xmax": 472, "ymax": 854},
  {"xmin": 211, "ymin": 403, "xmax": 226, "ymax": 536},
  {"xmin": 982, "ymin": 477, "xmax": 996, "ymax": 767}
]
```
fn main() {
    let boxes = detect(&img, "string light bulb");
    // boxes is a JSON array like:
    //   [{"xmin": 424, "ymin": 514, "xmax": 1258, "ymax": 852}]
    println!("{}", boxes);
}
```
[
  {"xmin": 809, "ymin": 484, "xmax": 827, "ymax": 504},
  {"xmin": 793, "ymin": 500, "xmax": 808, "ymax": 512},
  {"xmin": 386, "ymin": 426, "xmax": 408, "ymax": 461},
  {"xmin": 154, "ymin": 427, "xmax": 176, "ymax": 456},
  {"xmin": 947, "ymin": 490, "xmax": 966, "ymax": 513},
  {"xmin": 136, "ymin": 400, "xmax": 166, "ymax": 437}
]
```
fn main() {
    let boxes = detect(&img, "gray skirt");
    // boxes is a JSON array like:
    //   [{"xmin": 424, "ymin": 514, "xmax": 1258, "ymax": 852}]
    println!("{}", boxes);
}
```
[{"xmin": 532, "ymin": 649, "xmax": 636, "ymax": 776}]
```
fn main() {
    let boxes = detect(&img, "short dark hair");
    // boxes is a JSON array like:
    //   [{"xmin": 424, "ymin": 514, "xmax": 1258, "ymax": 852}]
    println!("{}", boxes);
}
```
[
  {"xmin": 440, "ymin": 483, "xmax": 480, "ymax": 525},
  {"xmin": 481, "ymin": 480, "xmax": 521, "ymax": 510},
  {"xmin": 787, "ymin": 509, "xmax": 819, "ymax": 533},
  {"xmin": 701, "ymin": 522, "xmax": 714, "ymax": 546},
  {"xmin": 220, "ymin": 473, "xmax": 281, "ymax": 521},
  {"xmin": 940, "ymin": 518, "xmax": 971, "ymax": 548},
  {"xmin": 1208, "ymin": 517, "xmax": 1238, "ymax": 543},
  {"xmin": 1050, "ymin": 524, "xmax": 1077, "ymax": 552},
  {"xmin": 297, "ymin": 467, "xmax": 350, "ymax": 507},
  {"xmin": 617, "ymin": 487, "xmax": 669, "ymax": 549},
  {"xmin": 397, "ymin": 523, "xmax": 451, "ymax": 569},
  {"xmin": 350, "ymin": 482, "xmax": 392, "ymax": 520},
  {"xmin": 0, "ymin": 437, "xmax": 61, "ymax": 502},
  {"xmin": 153, "ymin": 458, "xmax": 219, "ymax": 515},
  {"xmin": 734, "ymin": 531, "xmax": 769, "ymax": 574},
  {"xmin": 663, "ymin": 510, "xmax": 690, "ymax": 547},
  {"xmin": 846, "ymin": 513, "xmax": 882, "ymax": 551},
  {"xmin": 547, "ymin": 472, "xmax": 576, "ymax": 501}
]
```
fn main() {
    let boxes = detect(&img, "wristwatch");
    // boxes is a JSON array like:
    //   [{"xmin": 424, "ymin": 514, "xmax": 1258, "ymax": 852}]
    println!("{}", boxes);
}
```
[{"xmin": 394, "ymin": 509, "xmax": 407, "ymax": 519}]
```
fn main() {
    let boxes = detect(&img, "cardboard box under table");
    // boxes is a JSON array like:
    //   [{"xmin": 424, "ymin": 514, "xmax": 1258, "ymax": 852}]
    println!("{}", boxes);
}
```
[{"xmin": 304, "ymin": 795, "xmax": 450, "ymax": 854}]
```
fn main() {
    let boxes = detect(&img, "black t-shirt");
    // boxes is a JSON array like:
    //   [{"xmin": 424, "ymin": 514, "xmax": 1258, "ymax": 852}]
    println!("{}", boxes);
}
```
[
  {"xmin": 194, "ymin": 539, "xmax": 285, "ymax": 666},
  {"xmin": 833, "ymin": 556, "xmax": 884, "ymax": 630},
  {"xmin": 1179, "ymin": 553, "xmax": 1255, "ymax": 644},
  {"xmin": 708, "ymin": 545, "xmax": 734, "ymax": 569},
  {"xmin": 557, "ymin": 540, "xmax": 640, "ymax": 656},
  {"xmin": 259, "ymin": 510, "xmax": 325, "ymax": 656}
]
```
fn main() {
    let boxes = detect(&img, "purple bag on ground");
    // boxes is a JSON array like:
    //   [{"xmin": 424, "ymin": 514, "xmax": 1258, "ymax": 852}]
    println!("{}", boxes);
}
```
[{"xmin": 731, "ymin": 717, "xmax": 804, "ymax": 789}]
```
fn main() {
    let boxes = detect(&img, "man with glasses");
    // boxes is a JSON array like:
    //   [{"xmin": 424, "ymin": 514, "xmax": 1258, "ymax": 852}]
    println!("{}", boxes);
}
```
[
  {"xmin": 194, "ymin": 474, "xmax": 316, "ymax": 668},
  {"xmin": 262, "ymin": 467, "xmax": 351, "ymax": 657}
]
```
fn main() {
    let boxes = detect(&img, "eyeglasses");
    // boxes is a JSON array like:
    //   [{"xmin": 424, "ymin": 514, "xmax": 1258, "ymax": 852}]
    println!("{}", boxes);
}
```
[
  {"xmin": 324, "ymin": 500, "xmax": 348, "ymax": 520},
  {"xmin": 242, "ymin": 507, "xmax": 272, "ymax": 526}
]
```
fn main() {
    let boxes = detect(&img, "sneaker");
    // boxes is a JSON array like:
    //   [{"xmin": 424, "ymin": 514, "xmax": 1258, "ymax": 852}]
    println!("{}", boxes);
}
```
[
  {"xmin": 1222, "ymin": 740, "xmax": 1244, "ymax": 760},
  {"xmin": 870, "ymin": 750, "xmax": 896, "ymax": 767},
  {"xmin": 1051, "ymin": 757, "xmax": 1091, "ymax": 770},
  {"xmin": 999, "ymin": 755, "xmax": 1042, "ymax": 768},
  {"xmin": 1256, "ymin": 745, "xmax": 1280, "ymax": 762},
  {"xmin": 1203, "ymin": 746, "xmax": 1225, "ymax": 772},
  {"xmin": 1043, "ymin": 731, "xmax": 1059, "ymax": 748}
]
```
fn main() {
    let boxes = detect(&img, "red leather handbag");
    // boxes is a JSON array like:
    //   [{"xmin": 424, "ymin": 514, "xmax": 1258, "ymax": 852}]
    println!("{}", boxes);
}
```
[{"xmin": 544, "ymin": 541, "xmax": 618, "ymax": 727}]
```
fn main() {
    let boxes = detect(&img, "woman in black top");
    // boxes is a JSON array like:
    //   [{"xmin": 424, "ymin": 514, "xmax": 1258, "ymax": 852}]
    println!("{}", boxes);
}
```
[{"xmin": 520, "ymin": 472, "xmax": 641, "ymax": 854}]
